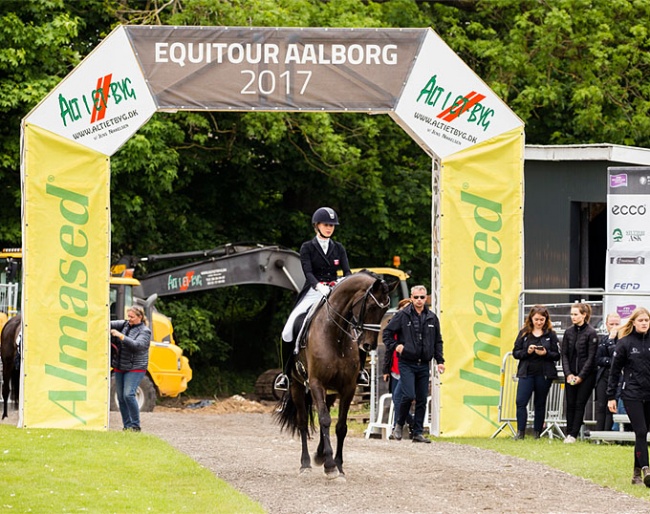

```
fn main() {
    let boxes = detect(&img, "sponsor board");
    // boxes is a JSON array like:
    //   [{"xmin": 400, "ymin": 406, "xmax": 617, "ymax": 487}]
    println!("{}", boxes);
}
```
[
  {"xmin": 393, "ymin": 30, "xmax": 522, "ymax": 158},
  {"xmin": 25, "ymin": 26, "xmax": 157, "ymax": 156}
]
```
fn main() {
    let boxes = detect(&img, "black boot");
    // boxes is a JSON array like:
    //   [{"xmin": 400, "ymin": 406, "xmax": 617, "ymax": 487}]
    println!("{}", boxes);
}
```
[
  {"xmin": 357, "ymin": 348, "xmax": 369, "ymax": 386},
  {"xmin": 513, "ymin": 430, "xmax": 525, "ymax": 440},
  {"xmin": 632, "ymin": 467, "xmax": 643, "ymax": 485},
  {"xmin": 274, "ymin": 351, "xmax": 294, "ymax": 392},
  {"xmin": 533, "ymin": 431, "xmax": 541, "ymax": 440},
  {"xmin": 642, "ymin": 466, "xmax": 650, "ymax": 488}
]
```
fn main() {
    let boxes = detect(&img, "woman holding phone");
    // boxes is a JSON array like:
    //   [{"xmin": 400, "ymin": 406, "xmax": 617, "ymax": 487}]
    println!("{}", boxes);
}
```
[{"xmin": 512, "ymin": 305, "xmax": 561, "ymax": 439}]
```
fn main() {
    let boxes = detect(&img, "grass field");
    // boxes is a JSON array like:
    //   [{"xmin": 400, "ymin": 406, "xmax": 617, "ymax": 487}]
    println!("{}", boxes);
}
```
[{"xmin": 0, "ymin": 424, "xmax": 264, "ymax": 513}]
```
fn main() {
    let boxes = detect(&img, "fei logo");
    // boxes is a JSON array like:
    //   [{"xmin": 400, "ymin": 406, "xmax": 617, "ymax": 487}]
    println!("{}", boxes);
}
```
[
  {"xmin": 612, "ymin": 228, "xmax": 623, "ymax": 242},
  {"xmin": 610, "ymin": 174, "xmax": 628, "ymax": 188},
  {"xmin": 58, "ymin": 73, "xmax": 137, "ymax": 127}
]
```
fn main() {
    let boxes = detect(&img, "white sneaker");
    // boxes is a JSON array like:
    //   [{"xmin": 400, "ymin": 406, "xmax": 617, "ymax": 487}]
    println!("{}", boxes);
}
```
[{"xmin": 564, "ymin": 435, "xmax": 576, "ymax": 444}]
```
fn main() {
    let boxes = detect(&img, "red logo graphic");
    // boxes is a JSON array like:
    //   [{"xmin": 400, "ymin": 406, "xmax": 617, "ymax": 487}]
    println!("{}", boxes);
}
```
[
  {"xmin": 437, "ymin": 91, "xmax": 485, "ymax": 122},
  {"xmin": 90, "ymin": 74, "xmax": 113, "ymax": 123}
]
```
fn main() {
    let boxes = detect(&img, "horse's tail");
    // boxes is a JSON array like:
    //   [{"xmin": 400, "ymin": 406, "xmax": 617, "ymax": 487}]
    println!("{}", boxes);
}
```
[{"xmin": 274, "ymin": 390, "xmax": 315, "ymax": 436}]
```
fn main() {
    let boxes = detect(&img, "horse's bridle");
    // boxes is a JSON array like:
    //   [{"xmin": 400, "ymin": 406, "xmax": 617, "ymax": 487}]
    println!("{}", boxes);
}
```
[{"xmin": 324, "ymin": 279, "xmax": 390, "ymax": 349}]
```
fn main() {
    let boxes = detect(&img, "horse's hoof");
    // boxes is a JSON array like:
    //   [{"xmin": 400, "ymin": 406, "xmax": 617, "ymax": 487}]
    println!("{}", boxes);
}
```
[
  {"xmin": 325, "ymin": 468, "xmax": 340, "ymax": 480},
  {"xmin": 332, "ymin": 475, "xmax": 346, "ymax": 483},
  {"xmin": 299, "ymin": 467, "xmax": 312, "ymax": 475}
]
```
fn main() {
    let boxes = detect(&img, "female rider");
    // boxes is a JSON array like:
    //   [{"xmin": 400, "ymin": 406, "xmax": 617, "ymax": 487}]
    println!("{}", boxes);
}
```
[
  {"xmin": 607, "ymin": 307, "xmax": 650, "ymax": 486},
  {"xmin": 275, "ymin": 207, "xmax": 353, "ymax": 390}
]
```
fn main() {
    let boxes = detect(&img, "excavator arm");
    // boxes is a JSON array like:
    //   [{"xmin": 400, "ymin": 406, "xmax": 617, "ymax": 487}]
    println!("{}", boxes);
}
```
[{"xmin": 126, "ymin": 244, "xmax": 306, "ymax": 299}]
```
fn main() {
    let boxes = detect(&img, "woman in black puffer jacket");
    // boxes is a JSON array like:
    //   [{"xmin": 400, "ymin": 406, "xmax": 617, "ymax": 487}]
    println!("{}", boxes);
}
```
[
  {"xmin": 560, "ymin": 302, "xmax": 599, "ymax": 443},
  {"xmin": 607, "ymin": 307, "xmax": 650, "ymax": 487},
  {"xmin": 110, "ymin": 305, "xmax": 151, "ymax": 431}
]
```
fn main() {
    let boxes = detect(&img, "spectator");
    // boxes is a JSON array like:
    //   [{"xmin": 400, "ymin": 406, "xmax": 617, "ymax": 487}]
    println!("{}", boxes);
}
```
[
  {"xmin": 382, "ymin": 298, "xmax": 414, "ymax": 439},
  {"xmin": 594, "ymin": 313, "xmax": 621, "ymax": 431},
  {"xmin": 560, "ymin": 302, "xmax": 599, "ymax": 443},
  {"xmin": 607, "ymin": 307, "xmax": 650, "ymax": 486},
  {"xmin": 110, "ymin": 305, "xmax": 151, "ymax": 432},
  {"xmin": 512, "ymin": 305, "xmax": 561, "ymax": 440},
  {"xmin": 383, "ymin": 285, "xmax": 445, "ymax": 444}
]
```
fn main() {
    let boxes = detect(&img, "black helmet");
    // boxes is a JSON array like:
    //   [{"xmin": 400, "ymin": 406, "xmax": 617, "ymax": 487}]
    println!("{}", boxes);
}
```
[{"xmin": 311, "ymin": 207, "xmax": 339, "ymax": 225}]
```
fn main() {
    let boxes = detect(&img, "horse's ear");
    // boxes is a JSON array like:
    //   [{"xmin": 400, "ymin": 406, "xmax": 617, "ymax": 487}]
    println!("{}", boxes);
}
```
[{"xmin": 384, "ymin": 279, "xmax": 400, "ymax": 295}]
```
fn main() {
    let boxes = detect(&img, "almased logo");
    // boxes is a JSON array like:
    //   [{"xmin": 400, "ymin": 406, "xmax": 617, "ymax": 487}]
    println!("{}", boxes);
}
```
[
  {"xmin": 43, "ymin": 184, "xmax": 90, "ymax": 424},
  {"xmin": 458, "ymin": 190, "xmax": 503, "ymax": 425}
]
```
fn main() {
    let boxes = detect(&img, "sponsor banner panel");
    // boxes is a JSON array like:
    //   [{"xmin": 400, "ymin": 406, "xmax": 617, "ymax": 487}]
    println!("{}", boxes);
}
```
[
  {"xmin": 393, "ymin": 30, "xmax": 522, "ymax": 159},
  {"xmin": 125, "ymin": 26, "xmax": 425, "ymax": 111},
  {"xmin": 21, "ymin": 125, "xmax": 110, "ymax": 429},
  {"xmin": 606, "ymin": 167, "xmax": 650, "ymax": 318},
  {"xmin": 25, "ymin": 26, "xmax": 157, "ymax": 156},
  {"xmin": 439, "ymin": 127, "xmax": 524, "ymax": 437},
  {"xmin": 607, "ymin": 194, "xmax": 650, "ymax": 249}
]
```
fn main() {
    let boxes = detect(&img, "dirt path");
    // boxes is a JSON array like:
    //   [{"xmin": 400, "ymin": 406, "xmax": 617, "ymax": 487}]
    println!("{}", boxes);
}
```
[{"xmin": 134, "ymin": 399, "xmax": 650, "ymax": 514}]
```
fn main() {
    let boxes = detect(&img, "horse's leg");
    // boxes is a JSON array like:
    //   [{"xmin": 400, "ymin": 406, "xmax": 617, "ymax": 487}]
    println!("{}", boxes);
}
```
[
  {"xmin": 334, "ymin": 389, "xmax": 355, "ymax": 476},
  {"xmin": 2, "ymin": 367, "xmax": 10, "ymax": 419},
  {"xmin": 310, "ymin": 383, "xmax": 338, "ymax": 478}
]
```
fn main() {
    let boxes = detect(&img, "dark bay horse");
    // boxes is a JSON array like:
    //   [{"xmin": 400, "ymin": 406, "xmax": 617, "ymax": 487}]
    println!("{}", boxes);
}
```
[
  {"xmin": 275, "ymin": 270, "xmax": 396, "ymax": 478},
  {"xmin": 1, "ymin": 314, "xmax": 21, "ymax": 419}
]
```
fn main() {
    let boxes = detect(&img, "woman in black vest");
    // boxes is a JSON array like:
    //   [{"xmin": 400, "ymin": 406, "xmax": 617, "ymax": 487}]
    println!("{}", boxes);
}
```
[{"xmin": 561, "ymin": 302, "xmax": 599, "ymax": 443}]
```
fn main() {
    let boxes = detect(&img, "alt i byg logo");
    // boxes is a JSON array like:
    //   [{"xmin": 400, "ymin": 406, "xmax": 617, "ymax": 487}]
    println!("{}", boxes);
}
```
[{"xmin": 612, "ymin": 228, "xmax": 623, "ymax": 242}]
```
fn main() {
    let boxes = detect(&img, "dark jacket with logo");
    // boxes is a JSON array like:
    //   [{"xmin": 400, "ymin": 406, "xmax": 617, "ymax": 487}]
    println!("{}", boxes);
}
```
[
  {"xmin": 561, "ymin": 323, "xmax": 599, "ymax": 380},
  {"xmin": 110, "ymin": 320, "xmax": 151, "ymax": 371},
  {"xmin": 607, "ymin": 328, "xmax": 650, "ymax": 402},
  {"xmin": 512, "ymin": 329, "xmax": 560, "ymax": 379},
  {"xmin": 596, "ymin": 333, "xmax": 618, "ymax": 383},
  {"xmin": 296, "ymin": 237, "xmax": 351, "ymax": 303},
  {"xmin": 383, "ymin": 304, "xmax": 444, "ymax": 365}
]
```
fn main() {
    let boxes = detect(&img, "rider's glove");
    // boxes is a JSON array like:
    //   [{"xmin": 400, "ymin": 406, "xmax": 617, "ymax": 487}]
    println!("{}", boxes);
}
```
[{"xmin": 315, "ymin": 283, "xmax": 330, "ymax": 296}]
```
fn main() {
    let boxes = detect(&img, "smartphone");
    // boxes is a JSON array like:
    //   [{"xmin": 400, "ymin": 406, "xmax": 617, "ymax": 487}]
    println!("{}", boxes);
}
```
[{"xmin": 535, "ymin": 345, "xmax": 544, "ymax": 350}]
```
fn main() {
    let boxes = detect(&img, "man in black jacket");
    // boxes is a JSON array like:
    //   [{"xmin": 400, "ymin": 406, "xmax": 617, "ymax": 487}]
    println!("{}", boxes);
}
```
[{"xmin": 383, "ymin": 285, "xmax": 445, "ymax": 443}]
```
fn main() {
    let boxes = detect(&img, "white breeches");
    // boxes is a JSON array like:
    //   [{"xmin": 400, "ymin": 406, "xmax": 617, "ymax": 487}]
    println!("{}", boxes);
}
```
[{"xmin": 282, "ymin": 288, "xmax": 321, "ymax": 352}]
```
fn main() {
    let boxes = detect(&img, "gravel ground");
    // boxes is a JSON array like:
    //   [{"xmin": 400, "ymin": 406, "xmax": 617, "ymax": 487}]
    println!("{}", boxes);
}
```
[{"xmin": 123, "ymin": 397, "xmax": 650, "ymax": 514}]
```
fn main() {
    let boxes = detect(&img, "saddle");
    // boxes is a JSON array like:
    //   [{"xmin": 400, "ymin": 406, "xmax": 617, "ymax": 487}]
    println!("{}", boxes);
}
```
[{"xmin": 292, "ymin": 296, "xmax": 327, "ymax": 354}]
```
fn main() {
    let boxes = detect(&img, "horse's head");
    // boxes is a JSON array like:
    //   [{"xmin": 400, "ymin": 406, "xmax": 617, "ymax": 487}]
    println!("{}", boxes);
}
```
[{"xmin": 331, "ymin": 270, "xmax": 397, "ymax": 351}]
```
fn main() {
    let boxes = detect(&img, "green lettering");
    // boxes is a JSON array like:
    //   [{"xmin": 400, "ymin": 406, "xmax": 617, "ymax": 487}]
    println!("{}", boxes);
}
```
[
  {"xmin": 45, "ymin": 184, "xmax": 89, "ymax": 225},
  {"xmin": 473, "ymin": 292, "xmax": 502, "ymax": 323},
  {"xmin": 460, "ymin": 191, "xmax": 502, "ymax": 232},
  {"xmin": 474, "ymin": 233, "xmax": 502, "ymax": 264},
  {"xmin": 47, "ymin": 390, "xmax": 87, "ymax": 424}
]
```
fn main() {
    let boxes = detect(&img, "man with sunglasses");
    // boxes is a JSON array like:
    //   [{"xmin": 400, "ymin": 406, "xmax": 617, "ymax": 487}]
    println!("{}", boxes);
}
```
[{"xmin": 383, "ymin": 285, "xmax": 445, "ymax": 443}]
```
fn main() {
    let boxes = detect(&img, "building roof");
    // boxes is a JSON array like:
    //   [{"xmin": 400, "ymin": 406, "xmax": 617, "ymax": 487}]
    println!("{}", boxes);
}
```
[{"xmin": 525, "ymin": 144, "xmax": 650, "ymax": 165}]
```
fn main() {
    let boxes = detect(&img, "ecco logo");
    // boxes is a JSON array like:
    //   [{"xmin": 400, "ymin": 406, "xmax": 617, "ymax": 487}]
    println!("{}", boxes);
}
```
[{"xmin": 612, "ymin": 204, "xmax": 646, "ymax": 215}]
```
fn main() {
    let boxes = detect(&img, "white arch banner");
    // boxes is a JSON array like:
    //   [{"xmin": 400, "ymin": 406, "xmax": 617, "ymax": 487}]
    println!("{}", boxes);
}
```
[{"xmin": 21, "ymin": 25, "xmax": 523, "ymax": 433}]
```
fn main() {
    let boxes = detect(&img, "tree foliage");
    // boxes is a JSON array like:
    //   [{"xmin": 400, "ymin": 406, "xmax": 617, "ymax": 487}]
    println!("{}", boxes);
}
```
[{"xmin": 2, "ymin": 0, "xmax": 650, "ymax": 393}]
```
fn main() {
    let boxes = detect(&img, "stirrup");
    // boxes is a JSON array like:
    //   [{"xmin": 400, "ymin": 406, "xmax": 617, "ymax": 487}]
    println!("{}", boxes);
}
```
[
  {"xmin": 274, "ymin": 373, "xmax": 289, "ymax": 392},
  {"xmin": 357, "ymin": 369, "xmax": 370, "ymax": 386}
]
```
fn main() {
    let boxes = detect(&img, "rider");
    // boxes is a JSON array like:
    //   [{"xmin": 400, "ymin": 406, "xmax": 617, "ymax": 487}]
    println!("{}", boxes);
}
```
[{"xmin": 275, "ymin": 207, "xmax": 369, "ymax": 391}]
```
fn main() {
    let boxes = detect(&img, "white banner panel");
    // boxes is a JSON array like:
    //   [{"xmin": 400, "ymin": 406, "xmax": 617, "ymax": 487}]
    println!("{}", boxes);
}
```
[
  {"xmin": 605, "ymin": 167, "xmax": 650, "ymax": 318},
  {"xmin": 24, "ymin": 26, "xmax": 157, "ymax": 156},
  {"xmin": 392, "ymin": 30, "xmax": 522, "ymax": 159}
]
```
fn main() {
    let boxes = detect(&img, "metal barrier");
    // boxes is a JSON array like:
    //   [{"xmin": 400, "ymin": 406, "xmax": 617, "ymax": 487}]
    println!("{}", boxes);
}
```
[
  {"xmin": 491, "ymin": 352, "xmax": 568, "ymax": 439},
  {"xmin": 0, "ymin": 283, "xmax": 19, "ymax": 317}
]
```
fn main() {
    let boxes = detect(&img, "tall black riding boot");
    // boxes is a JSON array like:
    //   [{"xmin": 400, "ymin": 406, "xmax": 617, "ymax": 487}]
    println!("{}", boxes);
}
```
[
  {"xmin": 357, "ymin": 348, "xmax": 369, "ymax": 386},
  {"xmin": 513, "ymin": 430, "xmax": 525, "ymax": 440}
]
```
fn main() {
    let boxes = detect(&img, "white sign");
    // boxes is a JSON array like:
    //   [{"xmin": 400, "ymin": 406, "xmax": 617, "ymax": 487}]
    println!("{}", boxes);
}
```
[
  {"xmin": 24, "ymin": 26, "xmax": 157, "ymax": 156},
  {"xmin": 393, "ymin": 30, "xmax": 522, "ymax": 159}
]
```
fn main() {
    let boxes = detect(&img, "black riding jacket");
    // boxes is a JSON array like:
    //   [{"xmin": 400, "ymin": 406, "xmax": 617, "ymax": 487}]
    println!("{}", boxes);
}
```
[
  {"xmin": 300, "ymin": 237, "xmax": 351, "ymax": 290},
  {"xmin": 561, "ymin": 323, "xmax": 599, "ymax": 380},
  {"xmin": 383, "ymin": 304, "xmax": 444, "ymax": 365},
  {"xmin": 110, "ymin": 320, "xmax": 151, "ymax": 371},
  {"xmin": 596, "ymin": 333, "xmax": 617, "ymax": 383},
  {"xmin": 512, "ymin": 329, "xmax": 560, "ymax": 379},
  {"xmin": 607, "ymin": 328, "xmax": 650, "ymax": 402}
]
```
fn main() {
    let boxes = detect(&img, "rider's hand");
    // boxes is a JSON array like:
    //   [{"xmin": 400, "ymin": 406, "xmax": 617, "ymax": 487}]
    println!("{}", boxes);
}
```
[{"xmin": 315, "ymin": 283, "xmax": 329, "ymax": 296}]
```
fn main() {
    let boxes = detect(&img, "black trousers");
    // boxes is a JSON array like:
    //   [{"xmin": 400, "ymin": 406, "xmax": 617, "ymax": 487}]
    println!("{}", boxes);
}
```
[
  {"xmin": 565, "ymin": 373, "xmax": 596, "ymax": 438},
  {"xmin": 622, "ymin": 399, "xmax": 650, "ymax": 469}
]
